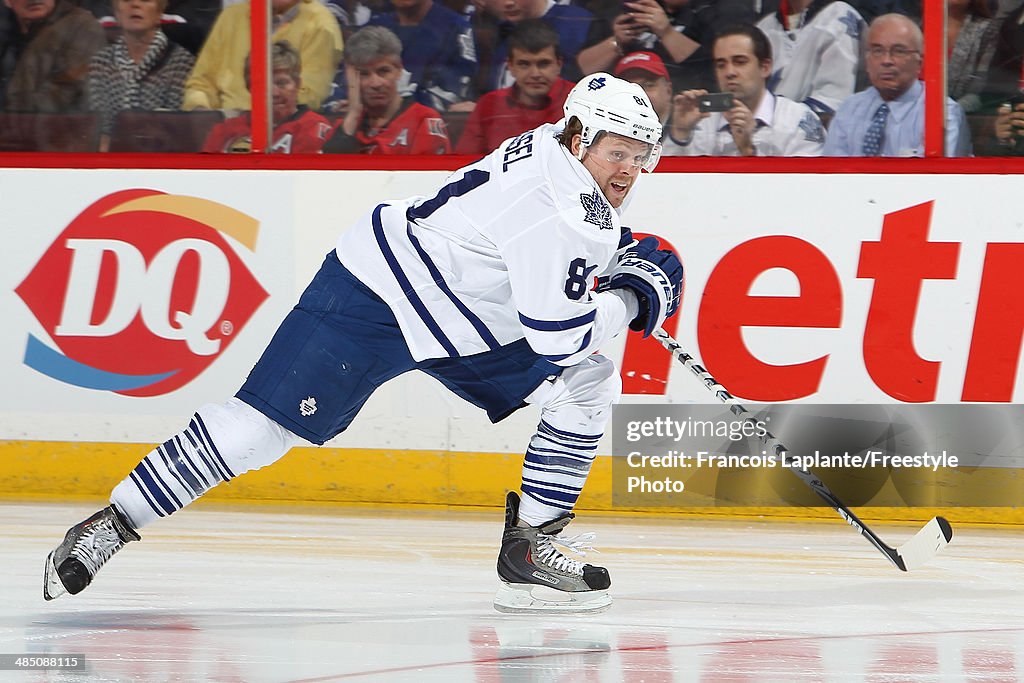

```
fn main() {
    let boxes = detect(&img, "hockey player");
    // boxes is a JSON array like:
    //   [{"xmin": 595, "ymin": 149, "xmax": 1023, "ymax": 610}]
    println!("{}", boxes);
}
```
[{"xmin": 43, "ymin": 72, "xmax": 683, "ymax": 614}]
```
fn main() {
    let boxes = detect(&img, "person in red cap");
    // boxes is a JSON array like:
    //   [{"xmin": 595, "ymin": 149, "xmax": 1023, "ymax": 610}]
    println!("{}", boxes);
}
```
[
  {"xmin": 613, "ymin": 49, "xmax": 713, "ymax": 157},
  {"xmin": 613, "ymin": 50, "xmax": 673, "ymax": 125},
  {"xmin": 456, "ymin": 19, "xmax": 574, "ymax": 154}
]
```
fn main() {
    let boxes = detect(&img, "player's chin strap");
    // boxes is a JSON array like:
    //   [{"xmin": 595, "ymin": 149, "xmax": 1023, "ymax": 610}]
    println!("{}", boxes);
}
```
[{"xmin": 650, "ymin": 328, "xmax": 954, "ymax": 572}]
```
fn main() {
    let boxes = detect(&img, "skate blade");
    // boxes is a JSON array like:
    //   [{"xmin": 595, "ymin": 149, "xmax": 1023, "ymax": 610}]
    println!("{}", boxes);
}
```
[
  {"xmin": 42, "ymin": 551, "xmax": 66, "ymax": 601},
  {"xmin": 493, "ymin": 582, "xmax": 611, "ymax": 615}
]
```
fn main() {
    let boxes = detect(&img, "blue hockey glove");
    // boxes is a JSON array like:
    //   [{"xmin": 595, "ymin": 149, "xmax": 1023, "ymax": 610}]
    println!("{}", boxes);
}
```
[{"xmin": 596, "ymin": 237, "xmax": 683, "ymax": 337}]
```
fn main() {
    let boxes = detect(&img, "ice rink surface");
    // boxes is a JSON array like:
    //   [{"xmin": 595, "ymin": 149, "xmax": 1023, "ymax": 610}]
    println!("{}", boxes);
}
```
[{"xmin": 2, "ymin": 501, "xmax": 1022, "ymax": 682}]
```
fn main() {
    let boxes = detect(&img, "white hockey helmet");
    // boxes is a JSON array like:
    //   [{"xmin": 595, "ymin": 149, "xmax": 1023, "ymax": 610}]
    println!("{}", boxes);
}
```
[{"xmin": 563, "ymin": 72, "xmax": 663, "ymax": 172}]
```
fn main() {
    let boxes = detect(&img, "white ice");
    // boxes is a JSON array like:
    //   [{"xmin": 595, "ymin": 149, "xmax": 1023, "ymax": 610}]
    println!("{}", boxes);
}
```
[{"xmin": 3, "ymin": 501, "xmax": 1022, "ymax": 682}]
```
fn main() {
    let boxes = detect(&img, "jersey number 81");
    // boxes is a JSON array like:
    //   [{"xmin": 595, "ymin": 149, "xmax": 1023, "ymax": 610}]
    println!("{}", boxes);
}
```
[{"xmin": 564, "ymin": 258, "xmax": 597, "ymax": 300}]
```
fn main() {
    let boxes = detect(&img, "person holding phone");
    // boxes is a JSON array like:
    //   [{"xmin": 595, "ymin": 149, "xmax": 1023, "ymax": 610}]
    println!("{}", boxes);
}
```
[
  {"xmin": 663, "ymin": 23, "xmax": 826, "ymax": 156},
  {"xmin": 576, "ymin": 0, "xmax": 763, "ymax": 93},
  {"xmin": 992, "ymin": 99, "xmax": 1024, "ymax": 154}
]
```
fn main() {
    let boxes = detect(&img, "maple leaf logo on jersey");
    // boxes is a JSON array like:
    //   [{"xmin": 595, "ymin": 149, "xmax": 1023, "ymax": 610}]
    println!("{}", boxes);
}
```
[
  {"xmin": 580, "ymin": 189, "xmax": 613, "ymax": 230},
  {"xmin": 299, "ymin": 396, "xmax": 317, "ymax": 417},
  {"xmin": 839, "ymin": 10, "xmax": 861, "ymax": 38},
  {"xmin": 799, "ymin": 113, "xmax": 825, "ymax": 143}
]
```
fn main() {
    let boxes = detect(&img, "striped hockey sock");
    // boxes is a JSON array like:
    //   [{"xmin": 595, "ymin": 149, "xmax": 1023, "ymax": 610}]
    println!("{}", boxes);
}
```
[
  {"xmin": 110, "ymin": 412, "xmax": 236, "ymax": 529},
  {"xmin": 518, "ymin": 419, "xmax": 600, "ymax": 526}
]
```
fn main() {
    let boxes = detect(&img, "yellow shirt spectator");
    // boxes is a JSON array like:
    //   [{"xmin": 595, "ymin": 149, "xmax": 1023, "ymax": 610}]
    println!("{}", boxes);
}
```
[{"xmin": 183, "ymin": 0, "xmax": 343, "ymax": 112}]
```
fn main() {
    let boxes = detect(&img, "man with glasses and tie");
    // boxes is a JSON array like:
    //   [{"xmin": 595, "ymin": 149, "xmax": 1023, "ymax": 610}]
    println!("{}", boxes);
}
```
[{"xmin": 824, "ymin": 13, "xmax": 972, "ymax": 156}]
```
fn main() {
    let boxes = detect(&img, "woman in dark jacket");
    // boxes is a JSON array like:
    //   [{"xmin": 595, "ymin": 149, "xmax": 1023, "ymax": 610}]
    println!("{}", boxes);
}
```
[{"xmin": 3, "ymin": 0, "xmax": 106, "ymax": 112}]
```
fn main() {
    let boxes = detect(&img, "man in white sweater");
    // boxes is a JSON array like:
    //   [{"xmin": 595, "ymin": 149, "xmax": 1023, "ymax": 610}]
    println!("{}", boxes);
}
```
[{"xmin": 757, "ymin": 0, "xmax": 866, "ymax": 117}]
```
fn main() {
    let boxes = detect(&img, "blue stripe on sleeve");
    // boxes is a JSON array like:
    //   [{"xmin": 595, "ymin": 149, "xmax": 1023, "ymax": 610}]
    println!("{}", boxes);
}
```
[
  {"xmin": 804, "ymin": 97, "xmax": 833, "ymax": 115},
  {"xmin": 518, "ymin": 310, "xmax": 596, "ymax": 331},
  {"xmin": 140, "ymin": 459, "xmax": 183, "ymax": 509},
  {"xmin": 521, "ymin": 487, "xmax": 576, "ymax": 510},
  {"xmin": 172, "ymin": 434, "xmax": 213, "ymax": 488}
]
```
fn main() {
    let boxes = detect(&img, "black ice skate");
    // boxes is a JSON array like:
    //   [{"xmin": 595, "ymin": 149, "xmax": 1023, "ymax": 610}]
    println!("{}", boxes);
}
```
[
  {"xmin": 494, "ymin": 491, "xmax": 611, "ymax": 614},
  {"xmin": 43, "ymin": 506, "xmax": 140, "ymax": 600}
]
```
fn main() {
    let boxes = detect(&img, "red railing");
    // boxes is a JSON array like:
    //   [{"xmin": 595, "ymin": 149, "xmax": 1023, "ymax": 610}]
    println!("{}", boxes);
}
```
[{"xmin": 0, "ymin": 153, "xmax": 1022, "ymax": 173}]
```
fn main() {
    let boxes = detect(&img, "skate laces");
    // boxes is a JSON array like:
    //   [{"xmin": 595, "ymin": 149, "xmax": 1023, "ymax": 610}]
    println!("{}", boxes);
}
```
[
  {"xmin": 71, "ymin": 517, "xmax": 123, "ymax": 576},
  {"xmin": 535, "ymin": 531, "xmax": 599, "ymax": 576}
]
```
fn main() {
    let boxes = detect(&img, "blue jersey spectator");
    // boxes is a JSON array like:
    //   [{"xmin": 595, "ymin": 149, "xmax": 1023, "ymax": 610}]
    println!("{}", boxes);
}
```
[
  {"xmin": 484, "ymin": 0, "xmax": 596, "ymax": 92},
  {"xmin": 370, "ymin": 0, "xmax": 477, "ymax": 110}
]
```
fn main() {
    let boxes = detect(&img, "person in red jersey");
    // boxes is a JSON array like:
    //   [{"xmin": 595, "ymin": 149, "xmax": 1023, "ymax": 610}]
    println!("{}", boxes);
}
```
[
  {"xmin": 455, "ymin": 19, "xmax": 573, "ymax": 155},
  {"xmin": 322, "ymin": 26, "xmax": 451, "ymax": 154},
  {"xmin": 202, "ymin": 40, "xmax": 332, "ymax": 153}
]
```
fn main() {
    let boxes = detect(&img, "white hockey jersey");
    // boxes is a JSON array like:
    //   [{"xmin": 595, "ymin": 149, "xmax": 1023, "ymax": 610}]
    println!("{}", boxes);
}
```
[
  {"xmin": 757, "ymin": 1, "xmax": 866, "ymax": 116},
  {"xmin": 336, "ymin": 123, "xmax": 636, "ymax": 366}
]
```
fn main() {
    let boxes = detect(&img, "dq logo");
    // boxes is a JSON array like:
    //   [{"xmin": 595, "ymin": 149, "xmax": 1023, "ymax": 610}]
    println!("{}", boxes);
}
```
[{"xmin": 15, "ymin": 189, "xmax": 269, "ymax": 397}]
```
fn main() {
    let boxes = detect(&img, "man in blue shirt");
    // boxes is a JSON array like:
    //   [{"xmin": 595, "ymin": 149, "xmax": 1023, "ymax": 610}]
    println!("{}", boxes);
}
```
[
  {"xmin": 483, "ymin": 0, "xmax": 597, "ymax": 91},
  {"xmin": 370, "ymin": 0, "xmax": 477, "ymax": 110},
  {"xmin": 824, "ymin": 13, "xmax": 971, "ymax": 157}
]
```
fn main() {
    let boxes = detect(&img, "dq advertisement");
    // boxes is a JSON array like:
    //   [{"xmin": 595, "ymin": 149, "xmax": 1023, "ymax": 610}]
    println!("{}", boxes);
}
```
[
  {"xmin": 2, "ymin": 169, "xmax": 1022, "ymax": 451},
  {"xmin": 16, "ymin": 189, "xmax": 269, "ymax": 397},
  {"xmin": 0, "ymin": 171, "xmax": 295, "ymax": 442}
]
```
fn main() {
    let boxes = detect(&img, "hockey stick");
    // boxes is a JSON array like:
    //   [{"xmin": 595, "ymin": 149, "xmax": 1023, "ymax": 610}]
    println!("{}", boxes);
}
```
[{"xmin": 651, "ymin": 328, "xmax": 953, "ymax": 571}]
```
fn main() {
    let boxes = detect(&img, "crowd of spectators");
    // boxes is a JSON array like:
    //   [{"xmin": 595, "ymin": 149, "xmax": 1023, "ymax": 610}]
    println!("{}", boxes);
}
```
[{"xmin": 1, "ymin": 0, "xmax": 1024, "ymax": 155}]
